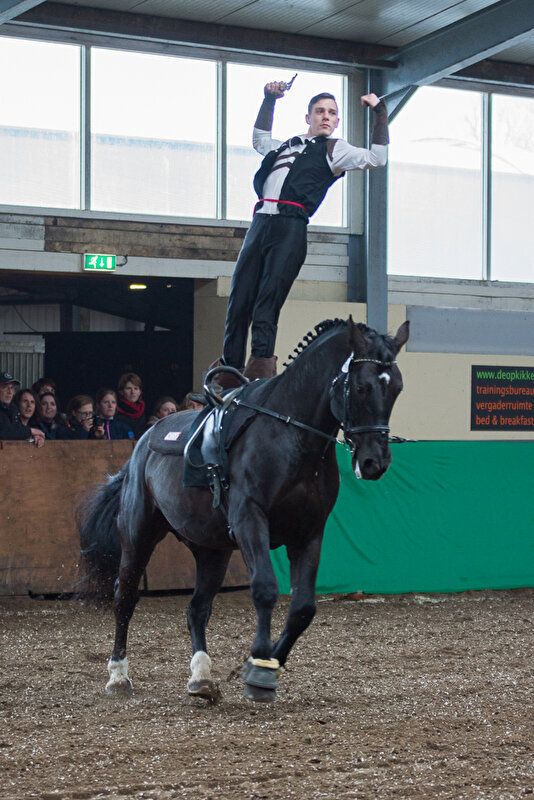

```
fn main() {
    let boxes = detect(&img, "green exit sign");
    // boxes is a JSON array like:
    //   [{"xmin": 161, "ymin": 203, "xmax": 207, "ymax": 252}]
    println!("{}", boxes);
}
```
[{"xmin": 84, "ymin": 254, "xmax": 116, "ymax": 271}]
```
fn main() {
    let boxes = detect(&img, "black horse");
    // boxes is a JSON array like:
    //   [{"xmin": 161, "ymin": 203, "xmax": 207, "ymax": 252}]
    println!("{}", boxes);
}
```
[{"xmin": 79, "ymin": 317, "xmax": 409, "ymax": 702}]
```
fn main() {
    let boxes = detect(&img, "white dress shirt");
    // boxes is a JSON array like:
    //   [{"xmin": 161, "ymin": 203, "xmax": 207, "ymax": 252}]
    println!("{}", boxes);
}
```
[{"xmin": 253, "ymin": 128, "xmax": 388, "ymax": 215}]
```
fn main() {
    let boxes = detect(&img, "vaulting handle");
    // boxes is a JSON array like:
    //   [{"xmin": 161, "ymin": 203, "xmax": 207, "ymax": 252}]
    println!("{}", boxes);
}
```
[{"xmin": 203, "ymin": 366, "xmax": 248, "ymax": 407}]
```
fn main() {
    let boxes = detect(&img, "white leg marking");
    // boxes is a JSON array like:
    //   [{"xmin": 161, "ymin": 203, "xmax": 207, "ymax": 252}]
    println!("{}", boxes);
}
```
[
  {"xmin": 106, "ymin": 657, "xmax": 132, "ymax": 693},
  {"xmin": 188, "ymin": 651, "xmax": 212, "ymax": 688}
]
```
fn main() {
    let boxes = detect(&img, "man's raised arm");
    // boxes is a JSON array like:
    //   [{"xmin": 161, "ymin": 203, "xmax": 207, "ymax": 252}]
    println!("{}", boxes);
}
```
[
  {"xmin": 328, "ymin": 93, "xmax": 389, "ymax": 174},
  {"xmin": 253, "ymin": 82, "xmax": 286, "ymax": 155}
]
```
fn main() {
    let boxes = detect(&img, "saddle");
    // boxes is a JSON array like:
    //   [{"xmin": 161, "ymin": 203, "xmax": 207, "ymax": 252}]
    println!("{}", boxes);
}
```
[{"xmin": 147, "ymin": 380, "xmax": 270, "ymax": 507}]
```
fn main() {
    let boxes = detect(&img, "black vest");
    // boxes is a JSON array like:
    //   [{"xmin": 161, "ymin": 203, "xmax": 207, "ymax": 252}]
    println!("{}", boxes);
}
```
[{"xmin": 253, "ymin": 136, "xmax": 344, "ymax": 221}]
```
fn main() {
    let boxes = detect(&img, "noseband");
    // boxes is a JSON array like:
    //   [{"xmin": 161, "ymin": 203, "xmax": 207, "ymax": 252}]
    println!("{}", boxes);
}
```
[{"xmin": 330, "ymin": 355, "xmax": 397, "ymax": 446}]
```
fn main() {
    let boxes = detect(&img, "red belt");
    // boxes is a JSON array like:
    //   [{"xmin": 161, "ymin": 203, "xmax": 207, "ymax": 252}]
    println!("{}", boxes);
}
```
[{"xmin": 253, "ymin": 198, "xmax": 308, "ymax": 216}]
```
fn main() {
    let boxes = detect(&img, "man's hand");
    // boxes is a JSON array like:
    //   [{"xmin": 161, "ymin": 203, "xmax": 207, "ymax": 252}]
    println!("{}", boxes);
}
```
[
  {"xmin": 30, "ymin": 428, "xmax": 45, "ymax": 448},
  {"xmin": 361, "ymin": 93, "xmax": 381, "ymax": 108},
  {"xmin": 264, "ymin": 81, "xmax": 286, "ymax": 99}
]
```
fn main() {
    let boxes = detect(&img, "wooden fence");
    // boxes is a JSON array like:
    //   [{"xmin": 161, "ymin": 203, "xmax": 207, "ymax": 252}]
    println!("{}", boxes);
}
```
[{"xmin": 0, "ymin": 440, "xmax": 249, "ymax": 596}]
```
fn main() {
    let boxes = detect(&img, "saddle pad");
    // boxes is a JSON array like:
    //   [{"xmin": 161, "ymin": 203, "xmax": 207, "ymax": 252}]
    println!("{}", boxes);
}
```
[
  {"xmin": 182, "ymin": 380, "xmax": 273, "ymax": 489},
  {"xmin": 147, "ymin": 409, "xmax": 205, "ymax": 456},
  {"xmin": 147, "ymin": 379, "xmax": 276, "ymax": 491}
]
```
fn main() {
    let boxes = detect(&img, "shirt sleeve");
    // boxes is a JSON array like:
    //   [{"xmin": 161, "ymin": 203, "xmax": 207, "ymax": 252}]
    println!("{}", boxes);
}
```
[
  {"xmin": 327, "ymin": 139, "xmax": 388, "ymax": 175},
  {"xmin": 253, "ymin": 127, "xmax": 283, "ymax": 156}
]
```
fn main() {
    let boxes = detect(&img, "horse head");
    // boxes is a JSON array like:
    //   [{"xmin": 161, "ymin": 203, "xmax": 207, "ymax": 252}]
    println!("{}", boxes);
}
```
[{"xmin": 330, "ymin": 317, "xmax": 409, "ymax": 481}]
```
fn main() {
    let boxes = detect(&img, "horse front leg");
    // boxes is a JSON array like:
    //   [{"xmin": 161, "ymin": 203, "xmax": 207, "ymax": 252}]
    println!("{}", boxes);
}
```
[
  {"xmin": 271, "ymin": 534, "xmax": 323, "ymax": 669},
  {"xmin": 186, "ymin": 546, "xmax": 232, "ymax": 703},
  {"xmin": 232, "ymin": 501, "xmax": 280, "ymax": 703}
]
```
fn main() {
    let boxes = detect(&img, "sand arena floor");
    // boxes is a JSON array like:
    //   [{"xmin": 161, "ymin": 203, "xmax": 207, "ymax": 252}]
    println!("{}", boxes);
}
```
[{"xmin": 1, "ymin": 587, "xmax": 533, "ymax": 800}]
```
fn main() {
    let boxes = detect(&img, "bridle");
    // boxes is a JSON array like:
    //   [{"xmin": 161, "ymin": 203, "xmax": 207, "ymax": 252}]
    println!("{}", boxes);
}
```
[{"xmin": 329, "ymin": 354, "xmax": 397, "ymax": 448}]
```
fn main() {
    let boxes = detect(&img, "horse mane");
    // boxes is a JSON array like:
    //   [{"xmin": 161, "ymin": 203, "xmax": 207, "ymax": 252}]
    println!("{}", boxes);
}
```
[{"xmin": 283, "ymin": 318, "xmax": 395, "ymax": 368}]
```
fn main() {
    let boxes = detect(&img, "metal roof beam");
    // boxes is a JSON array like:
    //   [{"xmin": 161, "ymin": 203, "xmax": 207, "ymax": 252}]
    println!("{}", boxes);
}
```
[
  {"xmin": 14, "ymin": 2, "xmax": 394, "ymax": 68},
  {"xmin": 453, "ymin": 58, "xmax": 534, "ymax": 90},
  {"xmin": 0, "ymin": 0, "xmax": 45, "ymax": 25},
  {"xmin": 381, "ymin": 0, "xmax": 534, "ymax": 101}
]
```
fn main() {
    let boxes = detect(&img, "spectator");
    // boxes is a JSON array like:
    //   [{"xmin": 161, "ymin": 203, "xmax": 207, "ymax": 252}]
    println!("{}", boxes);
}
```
[
  {"xmin": 146, "ymin": 396, "xmax": 178, "ymax": 428},
  {"xmin": 37, "ymin": 391, "xmax": 69, "ymax": 440},
  {"xmin": 116, "ymin": 372, "xmax": 146, "ymax": 439},
  {"xmin": 32, "ymin": 377, "xmax": 57, "ymax": 397},
  {"xmin": 14, "ymin": 388, "xmax": 38, "ymax": 428},
  {"xmin": 90, "ymin": 389, "xmax": 134, "ymax": 440},
  {"xmin": 179, "ymin": 392, "xmax": 207, "ymax": 412},
  {"xmin": 0, "ymin": 372, "xmax": 44, "ymax": 446},
  {"xmin": 61, "ymin": 394, "xmax": 95, "ymax": 440}
]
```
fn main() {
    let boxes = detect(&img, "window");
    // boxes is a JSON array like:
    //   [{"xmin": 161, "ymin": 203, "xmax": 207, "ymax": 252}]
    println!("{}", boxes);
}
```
[
  {"xmin": 0, "ymin": 36, "xmax": 349, "ymax": 226},
  {"xmin": 226, "ymin": 64, "xmax": 346, "ymax": 226},
  {"xmin": 0, "ymin": 37, "xmax": 80, "ymax": 208},
  {"xmin": 491, "ymin": 94, "xmax": 534, "ymax": 283},
  {"xmin": 388, "ymin": 86, "xmax": 483, "ymax": 279},
  {"xmin": 91, "ymin": 48, "xmax": 217, "ymax": 217}
]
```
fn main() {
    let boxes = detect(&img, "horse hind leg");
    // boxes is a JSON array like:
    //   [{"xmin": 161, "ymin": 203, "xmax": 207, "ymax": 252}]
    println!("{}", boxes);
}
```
[
  {"xmin": 106, "ymin": 509, "xmax": 167, "ymax": 696},
  {"xmin": 186, "ymin": 547, "xmax": 232, "ymax": 703}
]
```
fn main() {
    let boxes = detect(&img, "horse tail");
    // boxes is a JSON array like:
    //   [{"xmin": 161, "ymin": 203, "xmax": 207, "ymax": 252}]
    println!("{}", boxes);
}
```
[{"xmin": 77, "ymin": 463, "xmax": 128, "ymax": 604}]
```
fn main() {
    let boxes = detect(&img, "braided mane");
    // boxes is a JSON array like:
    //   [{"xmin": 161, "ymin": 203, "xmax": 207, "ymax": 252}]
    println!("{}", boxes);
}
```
[{"xmin": 283, "ymin": 318, "xmax": 394, "ymax": 368}]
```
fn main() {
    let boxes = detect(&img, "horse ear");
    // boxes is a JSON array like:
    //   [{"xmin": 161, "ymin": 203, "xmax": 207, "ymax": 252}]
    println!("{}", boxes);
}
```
[
  {"xmin": 392, "ymin": 320, "xmax": 410, "ymax": 354},
  {"xmin": 347, "ymin": 315, "xmax": 368, "ymax": 355}
]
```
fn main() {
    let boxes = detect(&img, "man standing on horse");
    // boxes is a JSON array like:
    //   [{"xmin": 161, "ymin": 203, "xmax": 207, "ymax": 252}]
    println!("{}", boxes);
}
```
[{"xmin": 213, "ymin": 81, "xmax": 389, "ymax": 389}]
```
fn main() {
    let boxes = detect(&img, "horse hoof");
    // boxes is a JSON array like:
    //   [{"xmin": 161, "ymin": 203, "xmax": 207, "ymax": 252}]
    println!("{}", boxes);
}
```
[
  {"xmin": 188, "ymin": 679, "xmax": 220, "ymax": 704},
  {"xmin": 105, "ymin": 678, "xmax": 133, "ymax": 696},
  {"xmin": 244, "ymin": 683, "xmax": 276, "ymax": 703}
]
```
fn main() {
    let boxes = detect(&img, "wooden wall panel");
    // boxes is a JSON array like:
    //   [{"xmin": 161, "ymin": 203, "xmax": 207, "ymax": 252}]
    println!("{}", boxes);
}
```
[
  {"xmin": 44, "ymin": 216, "xmax": 246, "ymax": 261},
  {"xmin": 0, "ymin": 440, "xmax": 134, "ymax": 596},
  {"xmin": 146, "ymin": 535, "xmax": 249, "ymax": 591},
  {"xmin": 0, "ymin": 440, "xmax": 249, "ymax": 596}
]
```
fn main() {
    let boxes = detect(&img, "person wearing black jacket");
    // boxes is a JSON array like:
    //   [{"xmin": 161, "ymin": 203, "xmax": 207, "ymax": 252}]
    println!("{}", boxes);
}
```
[
  {"xmin": 214, "ymin": 84, "xmax": 389, "ymax": 388},
  {"xmin": 59, "ymin": 394, "xmax": 95, "ymax": 440},
  {"xmin": 0, "ymin": 372, "xmax": 44, "ymax": 447}
]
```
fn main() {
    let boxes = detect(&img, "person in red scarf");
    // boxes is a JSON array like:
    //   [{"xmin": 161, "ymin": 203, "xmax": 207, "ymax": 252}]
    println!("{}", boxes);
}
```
[{"xmin": 116, "ymin": 372, "xmax": 146, "ymax": 439}]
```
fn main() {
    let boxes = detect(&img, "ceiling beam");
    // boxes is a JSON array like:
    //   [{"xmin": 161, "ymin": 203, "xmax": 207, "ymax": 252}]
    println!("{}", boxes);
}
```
[
  {"xmin": 14, "ymin": 2, "xmax": 394, "ymax": 68},
  {"xmin": 0, "ymin": 0, "xmax": 44, "ymax": 25},
  {"xmin": 453, "ymin": 58, "xmax": 534, "ymax": 90},
  {"xmin": 381, "ymin": 0, "xmax": 534, "ymax": 102}
]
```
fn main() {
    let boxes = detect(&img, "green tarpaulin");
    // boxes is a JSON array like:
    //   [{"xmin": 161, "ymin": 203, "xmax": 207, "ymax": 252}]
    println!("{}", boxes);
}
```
[{"xmin": 270, "ymin": 441, "xmax": 534, "ymax": 594}]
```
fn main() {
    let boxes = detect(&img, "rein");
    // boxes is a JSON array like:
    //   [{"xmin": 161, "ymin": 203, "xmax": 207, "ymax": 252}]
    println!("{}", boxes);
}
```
[
  {"xmin": 233, "ymin": 398, "xmax": 339, "ymax": 444},
  {"xmin": 234, "ymin": 354, "xmax": 398, "ymax": 447}
]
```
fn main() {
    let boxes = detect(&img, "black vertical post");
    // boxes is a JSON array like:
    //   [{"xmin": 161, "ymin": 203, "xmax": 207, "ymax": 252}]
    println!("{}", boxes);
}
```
[
  {"xmin": 366, "ymin": 162, "xmax": 389, "ymax": 333},
  {"xmin": 364, "ymin": 69, "xmax": 389, "ymax": 334}
]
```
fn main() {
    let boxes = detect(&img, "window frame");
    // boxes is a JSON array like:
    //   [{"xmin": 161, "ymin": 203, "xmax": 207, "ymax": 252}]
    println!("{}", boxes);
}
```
[
  {"xmin": 389, "ymin": 79, "xmax": 534, "ymax": 283},
  {"xmin": 0, "ymin": 28, "xmax": 358, "ymax": 233}
]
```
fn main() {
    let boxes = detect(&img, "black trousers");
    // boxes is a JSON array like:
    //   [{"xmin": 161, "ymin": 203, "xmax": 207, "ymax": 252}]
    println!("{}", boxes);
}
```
[{"xmin": 222, "ymin": 214, "xmax": 307, "ymax": 367}]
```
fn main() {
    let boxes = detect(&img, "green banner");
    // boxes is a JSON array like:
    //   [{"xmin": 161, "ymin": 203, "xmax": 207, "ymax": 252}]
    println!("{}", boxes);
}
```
[{"xmin": 271, "ymin": 441, "xmax": 534, "ymax": 594}]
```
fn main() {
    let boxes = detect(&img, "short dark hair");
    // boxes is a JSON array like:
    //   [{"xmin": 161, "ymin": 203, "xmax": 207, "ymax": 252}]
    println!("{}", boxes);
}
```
[
  {"xmin": 66, "ymin": 394, "xmax": 94, "ymax": 418},
  {"xmin": 96, "ymin": 388, "xmax": 117, "ymax": 405},
  {"xmin": 32, "ymin": 376, "xmax": 57, "ymax": 395},
  {"xmin": 152, "ymin": 395, "xmax": 178, "ymax": 415},
  {"xmin": 118, "ymin": 372, "xmax": 142, "ymax": 393},
  {"xmin": 308, "ymin": 92, "xmax": 337, "ymax": 115}
]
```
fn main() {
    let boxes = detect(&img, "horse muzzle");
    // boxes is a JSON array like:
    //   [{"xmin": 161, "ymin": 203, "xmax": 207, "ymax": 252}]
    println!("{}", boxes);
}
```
[{"xmin": 351, "ymin": 438, "xmax": 392, "ymax": 481}]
